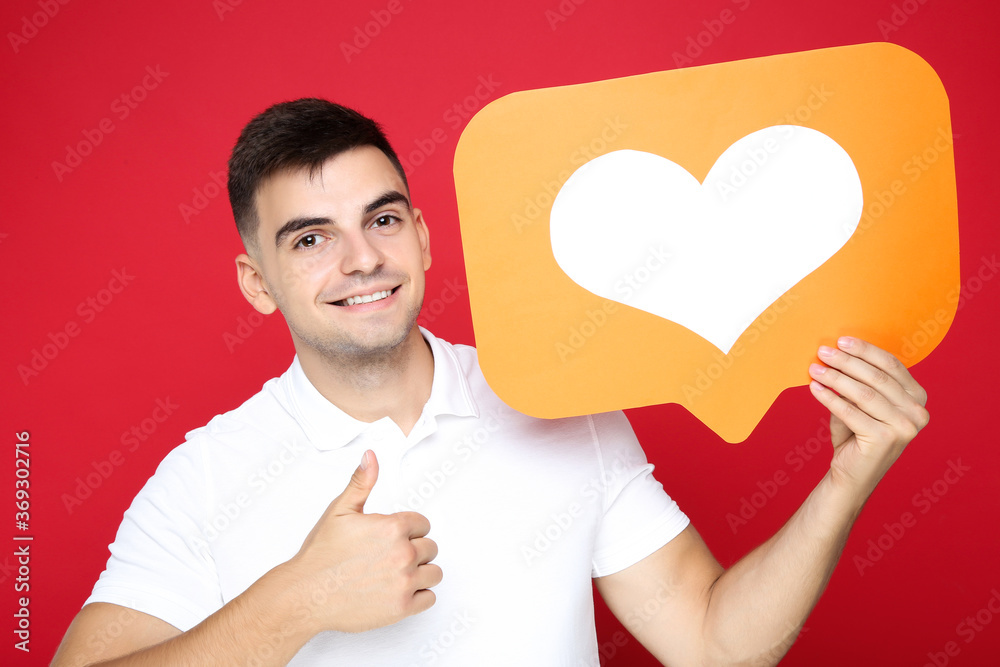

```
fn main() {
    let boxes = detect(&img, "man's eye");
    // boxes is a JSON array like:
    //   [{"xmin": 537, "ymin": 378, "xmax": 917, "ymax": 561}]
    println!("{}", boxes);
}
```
[
  {"xmin": 295, "ymin": 234, "xmax": 321, "ymax": 249},
  {"xmin": 373, "ymin": 214, "xmax": 398, "ymax": 227}
]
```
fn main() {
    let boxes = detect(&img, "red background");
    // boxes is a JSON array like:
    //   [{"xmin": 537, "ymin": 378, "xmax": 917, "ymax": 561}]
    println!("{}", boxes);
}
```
[{"xmin": 3, "ymin": 0, "xmax": 998, "ymax": 664}]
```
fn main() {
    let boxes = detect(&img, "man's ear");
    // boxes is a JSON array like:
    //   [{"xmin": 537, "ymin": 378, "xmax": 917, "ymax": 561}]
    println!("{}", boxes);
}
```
[
  {"xmin": 414, "ymin": 208, "xmax": 432, "ymax": 271},
  {"xmin": 236, "ymin": 254, "xmax": 278, "ymax": 315}
]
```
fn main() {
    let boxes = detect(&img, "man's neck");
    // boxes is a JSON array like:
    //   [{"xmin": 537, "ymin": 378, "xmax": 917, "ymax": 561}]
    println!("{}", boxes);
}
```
[{"xmin": 296, "ymin": 327, "xmax": 434, "ymax": 437}]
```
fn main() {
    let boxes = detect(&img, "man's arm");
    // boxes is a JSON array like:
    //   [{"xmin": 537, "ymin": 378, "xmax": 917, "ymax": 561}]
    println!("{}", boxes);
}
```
[
  {"xmin": 597, "ymin": 337, "xmax": 929, "ymax": 666},
  {"xmin": 52, "ymin": 562, "xmax": 334, "ymax": 666},
  {"xmin": 52, "ymin": 451, "xmax": 442, "ymax": 666},
  {"xmin": 51, "ymin": 605, "xmax": 180, "ymax": 667}
]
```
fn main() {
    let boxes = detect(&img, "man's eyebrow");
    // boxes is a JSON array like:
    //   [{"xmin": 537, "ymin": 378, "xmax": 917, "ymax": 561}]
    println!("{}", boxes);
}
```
[
  {"xmin": 364, "ymin": 190, "xmax": 411, "ymax": 215},
  {"xmin": 274, "ymin": 217, "xmax": 332, "ymax": 248},
  {"xmin": 273, "ymin": 191, "xmax": 411, "ymax": 248}
]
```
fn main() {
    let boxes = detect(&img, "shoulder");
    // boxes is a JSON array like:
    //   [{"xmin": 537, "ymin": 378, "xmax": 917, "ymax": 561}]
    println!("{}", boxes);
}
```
[
  {"xmin": 144, "ymin": 364, "xmax": 304, "ymax": 487},
  {"xmin": 184, "ymin": 365, "xmax": 303, "ymax": 449}
]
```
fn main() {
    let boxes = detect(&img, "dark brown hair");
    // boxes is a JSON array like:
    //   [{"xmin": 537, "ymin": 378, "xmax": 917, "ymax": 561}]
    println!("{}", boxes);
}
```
[{"xmin": 227, "ymin": 98, "xmax": 408, "ymax": 251}]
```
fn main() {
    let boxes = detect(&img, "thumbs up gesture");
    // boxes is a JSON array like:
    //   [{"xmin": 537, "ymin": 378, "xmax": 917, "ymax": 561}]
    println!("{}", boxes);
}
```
[{"xmin": 283, "ymin": 450, "xmax": 442, "ymax": 633}]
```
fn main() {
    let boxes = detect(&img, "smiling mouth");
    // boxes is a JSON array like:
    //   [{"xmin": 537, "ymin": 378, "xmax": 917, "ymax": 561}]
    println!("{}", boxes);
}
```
[{"xmin": 333, "ymin": 286, "xmax": 399, "ymax": 307}]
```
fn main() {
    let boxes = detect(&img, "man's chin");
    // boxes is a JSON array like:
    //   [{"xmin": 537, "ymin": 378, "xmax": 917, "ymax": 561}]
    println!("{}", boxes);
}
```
[{"xmin": 301, "ymin": 322, "xmax": 419, "ymax": 363}]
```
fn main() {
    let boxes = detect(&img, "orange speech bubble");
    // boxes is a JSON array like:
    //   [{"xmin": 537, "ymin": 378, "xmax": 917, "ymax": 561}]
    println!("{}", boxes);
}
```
[{"xmin": 453, "ymin": 43, "xmax": 959, "ymax": 443}]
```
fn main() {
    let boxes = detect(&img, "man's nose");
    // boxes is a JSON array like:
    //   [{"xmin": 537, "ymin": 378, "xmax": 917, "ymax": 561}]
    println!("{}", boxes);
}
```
[{"xmin": 339, "ymin": 231, "xmax": 383, "ymax": 275}]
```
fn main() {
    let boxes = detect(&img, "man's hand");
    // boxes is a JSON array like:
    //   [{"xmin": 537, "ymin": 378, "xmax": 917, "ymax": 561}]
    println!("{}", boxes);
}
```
[
  {"xmin": 282, "ymin": 449, "xmax": 442, "ymax": 634},
  {"xmin": 598, "ymin": 336, "xmax": 931, "ymax": 667},
  {"xmin": 52, "ymin": 450, "xmax": 442, "ymax": 666},
  {"xmin": 53, "ymin": 451, "xmax": 441, "ymax": 667},
  {"xmin": 808, "ymin": 336, "xmax": 930, "ymax": 499}
]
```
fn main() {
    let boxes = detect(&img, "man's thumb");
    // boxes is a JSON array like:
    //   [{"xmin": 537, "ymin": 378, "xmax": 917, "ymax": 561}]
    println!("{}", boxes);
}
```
[{"xmin": 332, "ymin": 450, "xmax": 379, "ymax": 515}]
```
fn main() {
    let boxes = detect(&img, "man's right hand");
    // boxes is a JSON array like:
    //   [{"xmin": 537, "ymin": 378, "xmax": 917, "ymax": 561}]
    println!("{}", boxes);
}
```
[
  {"xmin": 283, "ymin": 449, "xmax": 442, "ymax": 633},
  {"xmin": 52, "ymin": 450, "xmax": 441, "ymax": 666}
]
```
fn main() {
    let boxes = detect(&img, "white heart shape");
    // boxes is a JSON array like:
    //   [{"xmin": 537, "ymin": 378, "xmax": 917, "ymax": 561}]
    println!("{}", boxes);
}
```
[{"xmin": 549, "ymin": 126, "xmax": 863, "ymax": 353}]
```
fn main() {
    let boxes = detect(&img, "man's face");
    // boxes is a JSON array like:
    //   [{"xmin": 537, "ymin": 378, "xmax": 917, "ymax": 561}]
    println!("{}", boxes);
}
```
[{"xmin": 238, "ymin": 146, "xmax": 431, "ymax": 363}]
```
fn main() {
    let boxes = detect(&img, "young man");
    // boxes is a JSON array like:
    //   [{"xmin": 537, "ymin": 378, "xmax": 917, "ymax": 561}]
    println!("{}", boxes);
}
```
[{"xmin": 54, "ymin": 98, "xmax": 929, "ymax": 666}]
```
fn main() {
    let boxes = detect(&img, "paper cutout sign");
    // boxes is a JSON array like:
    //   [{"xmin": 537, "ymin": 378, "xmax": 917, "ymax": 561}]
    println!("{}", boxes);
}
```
[
  {"xmin": 550, "ymin": 126, "xmax": 864, "ymax": 353},
  {"xmin": 453, "ymin": 42, "xmax": 959, "ymax": 442}
]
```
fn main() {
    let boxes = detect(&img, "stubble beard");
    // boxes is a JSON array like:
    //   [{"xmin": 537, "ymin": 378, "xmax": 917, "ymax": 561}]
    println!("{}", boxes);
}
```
[{"xmin": 287, "ymin": 287, "xmax": 425, "ymax": 387}]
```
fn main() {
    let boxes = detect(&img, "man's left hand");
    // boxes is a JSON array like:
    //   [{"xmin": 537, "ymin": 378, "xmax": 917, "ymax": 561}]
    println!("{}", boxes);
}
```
[{"xmin": 808, "ymin": 336, "xmax": 930, "ymax": 498}]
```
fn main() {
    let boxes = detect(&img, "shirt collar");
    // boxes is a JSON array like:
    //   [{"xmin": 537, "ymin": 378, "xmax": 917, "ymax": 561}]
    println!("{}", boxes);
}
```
[{"xmin": 283, "ymin": 327, "xmax": 479, "ymax": 451}]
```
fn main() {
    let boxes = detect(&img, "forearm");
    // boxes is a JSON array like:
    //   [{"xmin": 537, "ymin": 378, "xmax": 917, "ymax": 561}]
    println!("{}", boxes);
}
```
[
  {"xmin": 700, "ymin": 472, "xmax": 865, "ymax": 666},
  {"xmin": 92, "ymin": 564, "xmax": 320, "ymax": 667},
  {"xmin": 58, "ymin": 454, "xmax": 440, "ymax": 667}
]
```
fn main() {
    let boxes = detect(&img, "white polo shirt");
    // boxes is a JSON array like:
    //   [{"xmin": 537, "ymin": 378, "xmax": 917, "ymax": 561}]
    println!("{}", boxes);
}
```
[{"xmin": 87, "ymin": 329, "xmax": 689, "ymax": 665}]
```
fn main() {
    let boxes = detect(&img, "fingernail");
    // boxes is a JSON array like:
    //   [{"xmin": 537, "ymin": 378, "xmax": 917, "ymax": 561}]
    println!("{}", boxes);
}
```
[
  {"xmin": 810, "ymin": 380, "xmax": 826, "ymax": 392},
  {"xmin": 818, "ymin": 345, "xmax": 835, "ymax": 358},
  {"xmin": 360, "ymin": 450, "xmax": 371, "ymax": 470},
  {"xmin": 810, "ymin": 363, "xmax": 826, "ymax": 375},
  {"xmin": 838, "ymin": 336, "xmax": 854, "ymax": 350}
]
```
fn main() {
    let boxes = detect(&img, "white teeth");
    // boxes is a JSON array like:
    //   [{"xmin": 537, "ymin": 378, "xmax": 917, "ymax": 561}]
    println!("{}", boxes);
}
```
[{"xmin": 344, "ymin": 290, "xmax": 391, "ymax": 306}]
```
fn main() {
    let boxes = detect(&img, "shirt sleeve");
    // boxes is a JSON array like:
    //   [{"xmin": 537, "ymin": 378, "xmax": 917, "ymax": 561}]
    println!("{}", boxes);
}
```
[
  {"xmin": 589, "ymin": 410, "xmax": 690, "ymax": 578},
  {"xmin": 85, "ymin": 438, "xmax": 223, "ymax": 631}
]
